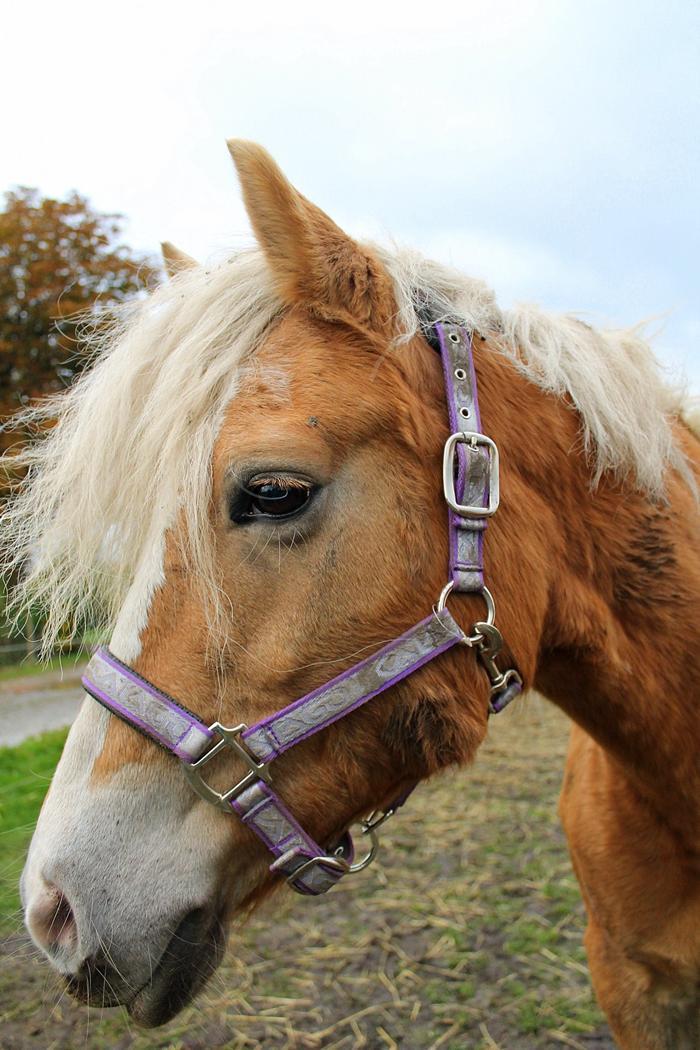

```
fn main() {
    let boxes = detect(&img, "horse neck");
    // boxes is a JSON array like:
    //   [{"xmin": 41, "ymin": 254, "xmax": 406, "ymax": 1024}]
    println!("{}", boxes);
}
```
[{"xmin": 473, "ymin": 338, "xmax": 700, "ymax": 835}]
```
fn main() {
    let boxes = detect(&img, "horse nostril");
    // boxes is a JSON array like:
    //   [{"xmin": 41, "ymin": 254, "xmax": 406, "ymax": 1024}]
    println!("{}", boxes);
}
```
[{"xmin": 27, "ymin": 881, "xmax": 78, "ymax": 959}]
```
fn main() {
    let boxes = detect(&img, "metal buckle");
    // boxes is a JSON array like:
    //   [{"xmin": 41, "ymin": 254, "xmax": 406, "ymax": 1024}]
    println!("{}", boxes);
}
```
[
  {"xmin": 182, "ymin": 722, "xmax": 271, "ymax": 812},
  {"xmin": 443, "ymin": 431, "xmax": 500, "ymax": 517},
  {"xmin": 287, "ymin": 827, "xmax": 380, "ymax": 891},
  {"xmin": 287, "ymin": 854, "xmax": 350, "ymax": 887}
]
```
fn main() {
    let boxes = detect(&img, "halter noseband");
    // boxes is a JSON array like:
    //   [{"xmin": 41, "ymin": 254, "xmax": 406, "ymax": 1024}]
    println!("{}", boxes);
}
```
[{"xmin": 82, "ymin": 324, "xmax": 522, "ymax": 895}]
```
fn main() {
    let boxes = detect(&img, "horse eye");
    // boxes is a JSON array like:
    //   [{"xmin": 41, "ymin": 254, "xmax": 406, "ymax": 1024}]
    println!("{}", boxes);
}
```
[{"xmin": 231, "ymin": 477, "xmax": 314, "ymax": 523}]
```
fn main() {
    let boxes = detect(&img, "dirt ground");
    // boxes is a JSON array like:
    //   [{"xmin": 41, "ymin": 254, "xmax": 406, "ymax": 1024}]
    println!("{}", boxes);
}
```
[{"xmin": 0, "ymin": 698, "xmax": 615, "ymax": 1050}]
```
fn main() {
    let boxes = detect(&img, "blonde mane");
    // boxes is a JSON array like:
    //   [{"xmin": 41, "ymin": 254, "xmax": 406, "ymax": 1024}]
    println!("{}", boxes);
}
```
[
  {"xmin": 378, "ymin": 245, "xmax": 690, "ymax": 493},
  {"xmin": 0, "ymin": 244, "xmax": 691, "ymax": 653}
]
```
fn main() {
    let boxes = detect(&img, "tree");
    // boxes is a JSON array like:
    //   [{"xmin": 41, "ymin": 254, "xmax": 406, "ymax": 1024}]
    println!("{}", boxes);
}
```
[
  {"xmin": 0, "ymin": 187, "xmax": 157, "ymax": 429},
  {"xmin": 0, "ymin": 189, "xmax": 158, "ymax": 657}
]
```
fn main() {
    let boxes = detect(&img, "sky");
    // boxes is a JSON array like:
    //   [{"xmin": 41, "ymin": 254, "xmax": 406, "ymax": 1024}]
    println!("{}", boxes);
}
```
[{"xmin": 3, "ymin": 0, "xmax": 699, "ymax": 390}]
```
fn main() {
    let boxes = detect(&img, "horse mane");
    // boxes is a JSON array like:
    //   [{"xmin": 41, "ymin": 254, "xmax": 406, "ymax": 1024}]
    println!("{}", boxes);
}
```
[
  {"xmin": 0, "ymin": 243, "xmax": 691, "ymax": 653},
  {"xmin": 378, "ymin": 245, "xmax": 691, "ymax": 494}
]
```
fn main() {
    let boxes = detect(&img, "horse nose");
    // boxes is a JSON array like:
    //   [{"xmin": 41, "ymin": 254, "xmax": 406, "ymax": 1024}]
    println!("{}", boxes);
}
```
[{"xmin": 25, "ymin": 877, "xmax": 79, "ymax": 967}]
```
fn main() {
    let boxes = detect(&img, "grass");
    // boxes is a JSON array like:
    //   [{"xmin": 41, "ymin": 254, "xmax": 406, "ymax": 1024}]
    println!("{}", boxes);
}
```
[
  {"xmin": 0, "ymin": 699, "xmax": 612, "ymax": 1049},
  {"xmin": 0, "ymin": 729, "xmax": 68, "ymax": 928}
]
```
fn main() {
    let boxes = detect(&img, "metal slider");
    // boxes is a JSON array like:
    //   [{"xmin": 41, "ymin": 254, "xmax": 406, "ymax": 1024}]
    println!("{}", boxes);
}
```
[{"xmin": 182, "ymin": 722, "xmax": 271, "ymax": 812}]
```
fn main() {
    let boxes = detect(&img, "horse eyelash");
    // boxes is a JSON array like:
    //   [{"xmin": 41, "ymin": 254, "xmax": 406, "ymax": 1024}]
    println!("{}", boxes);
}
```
[{"xmin": 249, "ymin": 474, "xmax": 311, "ymax": 490}]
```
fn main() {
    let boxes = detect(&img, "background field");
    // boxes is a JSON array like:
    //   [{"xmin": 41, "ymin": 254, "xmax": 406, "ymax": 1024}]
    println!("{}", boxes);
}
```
[{"xmin": 0, "ymin": 699, "xmax": 614, "ymax": 1049}]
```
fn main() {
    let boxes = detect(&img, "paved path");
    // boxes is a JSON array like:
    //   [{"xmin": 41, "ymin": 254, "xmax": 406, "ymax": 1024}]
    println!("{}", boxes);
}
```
[{"xmin": 0, "ymin": 666, "xmax": 86, "ymax": 746}]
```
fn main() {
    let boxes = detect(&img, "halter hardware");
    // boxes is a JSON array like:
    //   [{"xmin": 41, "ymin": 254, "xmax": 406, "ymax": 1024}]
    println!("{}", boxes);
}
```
[
  {"xmin": 437, "ymin": 580, "xmax": 496, "ymax": 638},
  {"xmin": 442, "ymin": 431, "xmax": 500, "ymax": 517},
  {"xmin": 287, "ymin": 824, "xmax": 380, "ymax": 887},
  {"xmin": 361, "ymin": 805, "xmax": 400, "ymax": 834},
  {"xmin": 471, "ymin": 621, "xmax": 524, "ymax": 714},
  {"xmin": 182, "ymin": 722, "xmax": 272, "ymax": 811},
  {"xmin": 82, "ymin": 322, "xmax": 524, "ymax": 897}
]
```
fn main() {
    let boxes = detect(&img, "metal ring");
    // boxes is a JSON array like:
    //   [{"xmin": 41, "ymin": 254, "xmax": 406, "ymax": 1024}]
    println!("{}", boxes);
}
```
[
  {"xmin": 449, "ymin": 332, "xmax": 460, "ymax": 343},
  {"xmin": 436, "ymin": 582, "xmax": 497, "ymax": 644},
  {"xmin": 436, "ymin": 579, "xmax": 455, "ymax": 611},
  {"xmin": 459, "ymin": 406, "xmax": 471, "ymax": 418},
  {"xmin": 348, "ymin": 828, "xmax": 379, "ymax": 873},
  {"xmin": 454, "ymin": 368, "xmax": 467, "ymax": 380}
]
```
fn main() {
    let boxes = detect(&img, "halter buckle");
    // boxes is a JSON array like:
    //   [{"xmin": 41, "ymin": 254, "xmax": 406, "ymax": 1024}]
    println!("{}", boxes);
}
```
[
  {"xmin": 286, "ymin": 827, "xmax": 380, "ymax": 892},
  {"xmin": 443, "ymin": 431, "xmax": 500, "ymax": 517},
  {"xmin": 182, "ymin": 722, "xmax": 271, "ymax": 812}
]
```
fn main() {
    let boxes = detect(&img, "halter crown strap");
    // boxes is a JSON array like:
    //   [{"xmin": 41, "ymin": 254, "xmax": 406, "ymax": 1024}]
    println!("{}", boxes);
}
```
[
  {"xmin": 437, "ymin": 323, "xmax": 521, "ymax": 714},
  {"xmin": 437, "ymin": 324, "xmax": 491, "ymax": 593}
]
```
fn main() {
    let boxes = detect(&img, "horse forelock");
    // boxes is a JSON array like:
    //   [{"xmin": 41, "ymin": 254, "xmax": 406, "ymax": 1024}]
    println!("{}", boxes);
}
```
[
  {"xmin": 1, "ymin": 249, "xmax": 282, "ymax": 656},
  {"xmin": 1, "ymin": 241, "xmax": 693, "ymax": 655}
]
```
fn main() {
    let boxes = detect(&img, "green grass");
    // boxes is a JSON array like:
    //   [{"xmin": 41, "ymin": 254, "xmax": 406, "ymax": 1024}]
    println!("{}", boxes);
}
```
[{"xmin": 0, "ymin": 729, "xmax": 68, "ymax": 930}]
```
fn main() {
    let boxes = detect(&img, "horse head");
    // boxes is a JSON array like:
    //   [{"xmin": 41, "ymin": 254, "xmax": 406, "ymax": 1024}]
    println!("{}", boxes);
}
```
[{"xmin": 18, "ymin": 142, "xmax": 502, "ymax": 1025}]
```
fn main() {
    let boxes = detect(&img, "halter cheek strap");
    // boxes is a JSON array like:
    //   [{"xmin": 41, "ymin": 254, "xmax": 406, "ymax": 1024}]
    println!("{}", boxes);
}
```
[
  {"xmin": 436, "ymin": 325, "xmax": 521, "ymax": 713},
  {"xmin": 437, "ymin": 324, "xmax": 492, "ymax": 592},
  {"xmin": 81, "ymin": 322, "xmax": 523, "ymax": 895}
]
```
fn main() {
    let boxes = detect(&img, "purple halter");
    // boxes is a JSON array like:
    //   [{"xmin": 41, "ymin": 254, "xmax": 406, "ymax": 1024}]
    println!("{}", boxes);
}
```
[{"xmin": 82, "ymin": 323, "xmax": 522, "ymax": 895}]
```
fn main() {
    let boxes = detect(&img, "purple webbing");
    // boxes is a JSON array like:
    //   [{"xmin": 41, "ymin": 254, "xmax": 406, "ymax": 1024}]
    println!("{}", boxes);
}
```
[
  {"xmin": 230, "ymin": 782, "xmax": 352, "ymax": 895},
  {"xmin": 76, "ymin": 318, "xmax": 519, "ymax": 897},
  {"xmin": 434, "ymin": 323, "xmax": 488, "ymax": 592},
  {"xmin": 437, "ymin": 324, "xmax": 469, "ymax": 500},
  {"xmin": 242, "ymin": 609, "xmax": 465, "ymax": 762},
  {"xmin": 97, "ymin": 649, "xmax": 213, "ymax": 737},
  {"xmin": 81, "ymin": 609, "xmax": 467, "ymax": 894},
  {"xmin": 82, "ymin": 648, "xmax": 214, "ymax": 763}
]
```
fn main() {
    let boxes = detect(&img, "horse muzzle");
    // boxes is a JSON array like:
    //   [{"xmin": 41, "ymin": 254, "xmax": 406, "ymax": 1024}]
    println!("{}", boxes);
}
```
[{"xmin": 26, "ymin": 871, "xmax": 226, "ymax": 1026}]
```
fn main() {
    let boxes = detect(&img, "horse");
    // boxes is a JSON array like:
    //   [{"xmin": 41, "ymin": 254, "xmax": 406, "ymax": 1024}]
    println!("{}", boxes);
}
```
[{"xmin": 2, "ymin": 140, "xmax": 699, "ymax": 1049}]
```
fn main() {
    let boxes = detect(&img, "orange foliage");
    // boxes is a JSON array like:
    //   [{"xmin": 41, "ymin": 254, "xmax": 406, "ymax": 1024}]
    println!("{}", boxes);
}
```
[{"xmin": 0, "ymin": 188, "xmax": 158, "ymax": 467}]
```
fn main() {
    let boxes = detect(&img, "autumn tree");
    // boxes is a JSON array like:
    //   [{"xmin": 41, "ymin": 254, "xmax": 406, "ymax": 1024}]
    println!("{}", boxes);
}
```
[
  {"xmin": 0, "ymin": 189, "xmax": 158, "ymax": 657},
  {"xmin": 0, "ymin": 187, "xmax": 157, "ymax": 432}
]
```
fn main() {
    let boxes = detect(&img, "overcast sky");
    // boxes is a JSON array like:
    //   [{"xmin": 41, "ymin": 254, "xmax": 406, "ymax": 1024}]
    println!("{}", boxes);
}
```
[{"xmin": 3, "ymin": 0, "xmax": 699, "ymax": 390}]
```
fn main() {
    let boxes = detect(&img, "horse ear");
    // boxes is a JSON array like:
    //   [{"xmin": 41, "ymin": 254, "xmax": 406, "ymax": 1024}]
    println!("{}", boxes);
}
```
[
  {"xmin": 227, "ymin": 139, "xmax": 395, "ymax": 335},
  {"xmin": 160, "ymin": 241, "xmax": 198, "ymax": 278}
]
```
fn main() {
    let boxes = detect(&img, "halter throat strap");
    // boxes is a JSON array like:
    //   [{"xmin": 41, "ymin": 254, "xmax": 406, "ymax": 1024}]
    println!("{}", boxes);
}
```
[{"xmin": 81, "ymin": 322, "xmax": 522, "ymax": 895}]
